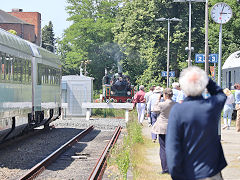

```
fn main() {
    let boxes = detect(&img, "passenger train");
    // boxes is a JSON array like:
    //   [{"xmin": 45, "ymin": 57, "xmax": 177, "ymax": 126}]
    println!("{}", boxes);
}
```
[
  {"xmin": 222, "ymin": 51, "xmax": 240, "ymax": 90},
  {"xmin": 0, "ymin": 28, "xmax": 61, "ymax": 142}
]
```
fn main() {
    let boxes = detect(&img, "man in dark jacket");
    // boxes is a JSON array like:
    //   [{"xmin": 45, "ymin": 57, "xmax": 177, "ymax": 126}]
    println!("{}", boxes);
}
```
[{"xmin": 166, "ymin": 66, "xmax": 227, "ymax": 180}]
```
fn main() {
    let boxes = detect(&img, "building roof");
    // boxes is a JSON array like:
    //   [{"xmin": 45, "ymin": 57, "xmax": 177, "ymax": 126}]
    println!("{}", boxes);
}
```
[
  {"xmin": 222, "ymin": 51, "xmax": 240, "ymax": 70},
  {"xmin": 0, "ymin": 9, "xmax": 30, "ymax": 24},
  {"xmin": 62, "ymin": 75, "xmax": 94, "ymax": 81}
]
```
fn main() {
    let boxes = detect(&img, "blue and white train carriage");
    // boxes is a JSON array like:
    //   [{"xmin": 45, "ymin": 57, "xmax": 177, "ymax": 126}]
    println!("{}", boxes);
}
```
[
  {"xmin": 0, "ymin": 28, "xmax": 61, "ymax": 142},
  {"xmin": 222, "ymin": 51, "xmax": 240, "ymax": 90}
]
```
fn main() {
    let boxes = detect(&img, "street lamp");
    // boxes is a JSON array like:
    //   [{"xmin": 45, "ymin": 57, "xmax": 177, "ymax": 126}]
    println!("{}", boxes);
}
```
[
  {"xmin": 156, "ymin": 17, "xmax": 182, "ymax": 88},
  {"xmin": 173, "ymin": 0, "xmax": 206, "ymax": 67},
  {"xmin": 80, "ymin": 60, "xmax": 92, "ymax": 76}
]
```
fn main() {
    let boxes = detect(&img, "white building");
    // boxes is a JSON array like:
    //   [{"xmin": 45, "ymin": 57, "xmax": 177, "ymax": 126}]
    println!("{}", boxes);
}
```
[{"xmin": 62, "ymin": 73, "xmax": 94, "ymax": 117}]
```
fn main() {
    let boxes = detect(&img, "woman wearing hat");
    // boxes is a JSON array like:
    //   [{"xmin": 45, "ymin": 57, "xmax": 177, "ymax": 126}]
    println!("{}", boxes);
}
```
[
  {"xmin": 223, "ymin": 88, "xmax": 234, "ymax": 130},
  {"xmin": 152, "ymin": 88, "xmax": 175, "ymax": 174},
  {"xmin": 147, "ymin": 86, "xmax": 163, "ymax": 142}
]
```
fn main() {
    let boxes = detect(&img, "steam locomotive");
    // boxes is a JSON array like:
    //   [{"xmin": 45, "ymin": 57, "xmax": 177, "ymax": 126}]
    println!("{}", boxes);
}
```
[{"xmin": 102, "ymin": 72, "xmax": 134, "ymax": 103}]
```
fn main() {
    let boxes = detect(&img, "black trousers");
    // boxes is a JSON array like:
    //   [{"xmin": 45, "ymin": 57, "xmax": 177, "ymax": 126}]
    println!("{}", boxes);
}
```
[{"xmin": 158, "ymin": 134, "xmax": 169, "ymax": 172}]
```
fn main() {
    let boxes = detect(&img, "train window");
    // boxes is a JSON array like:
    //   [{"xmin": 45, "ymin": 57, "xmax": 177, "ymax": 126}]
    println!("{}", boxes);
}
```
[
  {"xmin": 0, "ymin": 56, "xmax": 3, "ymax": 81},
  {"xmin": 228, "ymin": 71, "xmax": 231, "ymax": 89},
  {"xmin": 26, "ymin": 61, "xmax": 29, "ymax": 82},
  {"xmin": 18, "ymin": 59, "xmax": 22, "ymax": 82},
  {"xmin": 234, "ymin": 71, "xmax": 236, "ymax": 85},
  {"xmin": 21, "ymin": 60, "xmax": 24, "ymax": 82},
  {"xmin": 2, "ymin": 56, "xmax": 6, "ymax": 81},
  {"xmin": 50, "ymin": 68, "xmax": 53, "ymax": 84},
  {"xmin": 27, "ymin": 61, "xmax": 32, "ymax": 82},
  {"xmin": 5, "ymin": 58, "xmax": 10, "ymax": 81},
  {"xmin": 37, "ymin": 64, "xmax": 42, "ymax": 85},
  {"xmin": 45, "ymin": 66, "xmax": 49, "ymax": 84}
]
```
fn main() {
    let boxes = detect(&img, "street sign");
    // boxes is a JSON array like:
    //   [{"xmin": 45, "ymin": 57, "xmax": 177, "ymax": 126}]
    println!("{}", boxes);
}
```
[
  {"xmin": 161, "ymin": 71, "xmax": 175, "ymax": 77},
  {"xmin": 195, "ymin": 54, "xmax": 218, "ymax": 63}
]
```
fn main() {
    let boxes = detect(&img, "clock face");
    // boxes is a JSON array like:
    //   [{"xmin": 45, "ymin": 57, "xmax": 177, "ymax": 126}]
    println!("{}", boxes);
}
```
[{"xmin": 211, "ymin": 2, "xmax": 232, "ymax": 24}]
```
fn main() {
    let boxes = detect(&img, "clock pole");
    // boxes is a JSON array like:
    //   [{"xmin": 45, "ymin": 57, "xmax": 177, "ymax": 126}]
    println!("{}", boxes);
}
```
[{"xmin": 218, "ymin": 23, "xmax": 222, "ymax": 86}]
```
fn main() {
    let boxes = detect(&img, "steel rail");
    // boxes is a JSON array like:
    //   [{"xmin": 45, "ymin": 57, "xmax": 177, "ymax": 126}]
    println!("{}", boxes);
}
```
[
  {"xmin": 19, "ymin": 125, "xmax": 94, "ymax": 180},
  {"xmin": 88, "ymin": 126, "xmax": 122, "ymax": 180}
]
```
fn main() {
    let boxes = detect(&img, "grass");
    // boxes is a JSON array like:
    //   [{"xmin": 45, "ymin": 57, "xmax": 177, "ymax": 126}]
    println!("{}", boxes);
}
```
[
  {"xmin": 91, "ymin": 108, "xmax": 125, "ymax": 118},
  {"xmin": 106, "ymin": 110, "xmax": 171, "ymax": 180},
  {"xmin": 131, "ymin": 137, "xmax": 171, "ymax": 180}
]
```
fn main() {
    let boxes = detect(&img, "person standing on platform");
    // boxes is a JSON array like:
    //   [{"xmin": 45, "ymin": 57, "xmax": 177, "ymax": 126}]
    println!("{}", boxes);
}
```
[
  {"xmin": 152, "ymin": 88, "xmax": 175, "ymax": 174},
  {"xmin": 176, "ymin": 88, "xmax": 186, "ymax": 104},
  {"xmin": 147, "ymin": 86, "xmax": 162, "ymax": 142},
  {"xmin": 166, "ymin": 66, "xmax": 227, "ymax": 180},
  {"xmin": 133, "ymin": 85, "xmax": 145, "ymax": 125},
  {"xmin": 145, "ymin": 86, "xmax": 155, "ymax": 126},
  {"xmin": 171, "ymin": 82, "xmax": 180, "ymax": 102},
  {"xmin": 222, "ymin": 88, "xmax": 234, "ymax": 130},
  {"xmin": 234, "ymin": 83, "xmax": 240, "ymax": 132}
]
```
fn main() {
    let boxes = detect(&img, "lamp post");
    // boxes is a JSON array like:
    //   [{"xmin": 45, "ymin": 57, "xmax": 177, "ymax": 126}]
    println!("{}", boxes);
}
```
[
  {"xmin": 173, "ymin": 0, "xmax": 206, "ymax": 67},
  {"xmin": 80, "ymin": 60, "xmax": 92, "ymax": 76},
  {"xmin": 156, "ymin": 17, "xmax": 182, "ymax": 88}
]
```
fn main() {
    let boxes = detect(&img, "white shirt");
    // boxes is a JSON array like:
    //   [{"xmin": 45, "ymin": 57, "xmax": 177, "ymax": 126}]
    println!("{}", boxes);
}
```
[{"xmin": 225, "ymin": 94, "xmax": 234, "ymax": 105}]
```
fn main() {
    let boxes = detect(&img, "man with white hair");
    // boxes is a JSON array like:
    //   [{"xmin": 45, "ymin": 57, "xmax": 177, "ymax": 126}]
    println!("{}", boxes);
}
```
[
  {"xmin": 133, "ymin": 85, "xmax": 145, "ymax": 125},
  {"xmin": 166, "ymin": 66, "xmax": 227, "ymax": 180}
]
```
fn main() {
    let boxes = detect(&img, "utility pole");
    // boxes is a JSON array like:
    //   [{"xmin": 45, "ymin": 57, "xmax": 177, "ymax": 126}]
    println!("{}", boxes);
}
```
[
  {"xmin": 156, "ymin": 17, "xmax": 182, "ymax": 88},
  {"xmin": 204, "ymin": 0, "xmax": 209, "ymax": 75},
  {"xmin": 188, "ymin": 0, "xmax": 192, "ymax": 67}
]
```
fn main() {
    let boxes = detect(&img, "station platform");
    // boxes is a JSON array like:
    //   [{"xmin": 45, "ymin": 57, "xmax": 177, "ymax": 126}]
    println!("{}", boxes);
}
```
[{"xmin": 142, "ymin": 120, "xmax": 240, "ymax": 180}]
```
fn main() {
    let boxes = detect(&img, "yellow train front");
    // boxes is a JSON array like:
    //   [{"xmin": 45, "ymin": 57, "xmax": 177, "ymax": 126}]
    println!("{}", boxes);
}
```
[{"xmin": 102, "ymin": 73, "xmax": 134, "ymax": 103}]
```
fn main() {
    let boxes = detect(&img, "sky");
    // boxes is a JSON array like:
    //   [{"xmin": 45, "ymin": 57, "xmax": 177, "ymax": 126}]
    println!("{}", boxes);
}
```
[{"xmin": 1, "ymin": 0, "xmax": 72, "ymax": 38}]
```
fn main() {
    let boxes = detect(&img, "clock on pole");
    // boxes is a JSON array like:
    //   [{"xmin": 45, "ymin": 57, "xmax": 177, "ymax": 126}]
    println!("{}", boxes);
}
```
[
  {"xmin": 210, "ymin": 2, "xmax": 232, "ymax": 87},
  {"xmin": 211, "ymin": 2, "xmax": 232, "ymax": 24}
]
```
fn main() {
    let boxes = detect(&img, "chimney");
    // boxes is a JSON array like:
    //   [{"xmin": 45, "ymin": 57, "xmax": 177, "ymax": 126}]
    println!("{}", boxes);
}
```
[{"xmin": 12, "ymin": 8, "xmax": 23, "ymax": 12}]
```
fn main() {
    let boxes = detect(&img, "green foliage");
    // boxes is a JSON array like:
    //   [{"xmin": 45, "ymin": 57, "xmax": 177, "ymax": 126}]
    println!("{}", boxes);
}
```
[
  {"xmin": 58, "ymin": 0, "xmax": 121, "ymax": 89},
  {"xmin": 42, "ymin": 21, "xmax": 55, "ymax": 52},
  {"xmin": 208, "ymin": 0, "xmax": 240, "ymax": 63},
  {"xmin": 8, "ymin": 29, "xmax": 17, "ymax": 35},
  {"xmin": 108, "ymin": 111, "xmax": 143, "ymax": 179},
  {"xmin": 91, "ymin": 108, "xmax": 125, "ymax": 117},
  {"xmin": 113, "ymin": 0, "xmax": 206, "ymax": 87},
  {"xmin": 59, "ymin": 0, "xmax": 240, "ymax": 89}
]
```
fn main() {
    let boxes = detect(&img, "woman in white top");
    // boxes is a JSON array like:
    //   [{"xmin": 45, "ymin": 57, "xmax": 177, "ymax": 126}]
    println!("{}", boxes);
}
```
[{"xmin": 223, "ymin": 88, "xmax": 235, "ymax": 129}]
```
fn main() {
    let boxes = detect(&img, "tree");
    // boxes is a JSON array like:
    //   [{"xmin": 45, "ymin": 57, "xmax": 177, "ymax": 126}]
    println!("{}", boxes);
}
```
[
  {"xmin": 113, "ymin": 0, "xmax": 206, "ymax": 88},
  {"xmin": 42, "ymin": 21, "xmax": 55, "ymax": 52},
  {"xmin": 209, "ymin": 0, "xmax": 240, "ymax": 62},
  {"xmin": 59, "ymin": 0, "xmax": 121, "ymax": 89},
  {"xmin": 8, "ymin": 29, "xmax": 17, "ymax": 35}
]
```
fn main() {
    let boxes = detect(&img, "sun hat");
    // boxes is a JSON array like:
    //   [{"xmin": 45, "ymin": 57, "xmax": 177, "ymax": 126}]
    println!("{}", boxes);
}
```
[{"xmin": 153, "ymin": 86, "xmax": 163, "ymax": 93}]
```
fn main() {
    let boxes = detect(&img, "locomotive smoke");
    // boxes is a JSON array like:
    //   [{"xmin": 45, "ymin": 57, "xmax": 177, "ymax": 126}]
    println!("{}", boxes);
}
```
[{"xmin": 102, "ymin": 43, "xmax": 123, "ymax": 74}]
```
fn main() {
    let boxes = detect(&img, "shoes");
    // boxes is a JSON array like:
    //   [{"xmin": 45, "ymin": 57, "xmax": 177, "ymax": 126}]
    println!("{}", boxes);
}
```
[
  {"xmin": 152, "ymin": 139, "xmax": 156, "ymax": 143},
  {"xmin": 222, "ymin": 125, "xmax": 228, "ymax": 130},
  {"xmin": 140, "ymin": 123, "xmax": 143, "ymax": 126},
  {"xmin": 159, "ymin": 171, "xmax": 169, "ymax": 174},
  {"xmin": 148, "ymin": 123, "xmax": 152, "ymax": 127}
]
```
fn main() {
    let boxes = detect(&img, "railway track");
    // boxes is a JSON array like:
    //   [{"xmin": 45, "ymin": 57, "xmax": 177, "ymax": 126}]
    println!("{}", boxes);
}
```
[
  {"xmin": 88, "ymin": 126, "xmax": 122, "ymax": 180},
  {"xmin": 13, "ymin": 126, "xmax": 122, "ymax": 180},
  {"xmin": 19, "ymin": 126, "xmax": 94, "ymax": 180}
]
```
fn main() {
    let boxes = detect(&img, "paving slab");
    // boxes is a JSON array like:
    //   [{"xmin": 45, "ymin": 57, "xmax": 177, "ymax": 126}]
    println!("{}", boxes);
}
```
[{"xmin": 142, "ymin": 120, "xmax": 240, "ymax": 180}]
